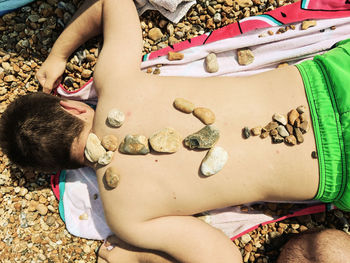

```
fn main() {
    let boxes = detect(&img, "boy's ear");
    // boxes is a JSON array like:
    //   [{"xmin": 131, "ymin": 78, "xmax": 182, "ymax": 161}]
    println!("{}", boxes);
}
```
[{"xmin": 60, "ymin": 100, "xmax": 87, "ymax": 116}]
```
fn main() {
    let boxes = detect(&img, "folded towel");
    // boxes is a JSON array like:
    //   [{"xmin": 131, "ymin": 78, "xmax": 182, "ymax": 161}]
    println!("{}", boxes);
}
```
[{"xmin": 136, "ymin": 0, "xmax": 195, "ymax": 23}]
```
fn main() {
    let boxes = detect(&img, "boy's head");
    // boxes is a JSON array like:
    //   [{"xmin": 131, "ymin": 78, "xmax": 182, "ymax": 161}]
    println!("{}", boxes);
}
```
[{"xmin": 0, "ymin": 92, "xmax": 94, "ymax": 172}]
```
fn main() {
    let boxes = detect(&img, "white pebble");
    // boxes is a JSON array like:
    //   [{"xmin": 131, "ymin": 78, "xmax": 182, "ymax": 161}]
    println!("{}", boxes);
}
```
[
  {"xmin": 107, "ymin": 109, "xmax": 125, "ymax": 128},
  {"xmin": 200, "ymin": 146, "xmax": 228, "ymax": 176}
]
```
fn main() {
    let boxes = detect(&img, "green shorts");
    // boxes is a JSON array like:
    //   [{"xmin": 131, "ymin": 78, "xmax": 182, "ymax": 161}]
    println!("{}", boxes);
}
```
[{"xmin": 296, "ymin": 39, "xmax": 350, "ymax": 211}]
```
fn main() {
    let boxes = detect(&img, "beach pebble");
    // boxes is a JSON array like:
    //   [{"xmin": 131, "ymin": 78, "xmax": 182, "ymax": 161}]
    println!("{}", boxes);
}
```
[
  {"xmin": 84, "ymin": 133, "xmax": 107, "ymax": 163},
  {"xmin": 149, "ymin": 127, "xmax": 181, "ymax": 153},
  {"xmin": 311, "ymin": 151, "xmax": 318, "ymax": 159},
  {"xmin": 296, "ymin": 105, "xmax": 307, "ymax": 114},
  {"xmin": 173, "ymin": 98, "xmax": 195, "ymax": 113},
  {"xmin": 272, "ymin": 113, "xmax": 287, "ymax": 125},
  {"xmin": 98, "ymin": 151, "xmax": 114, "ymax": 165},
  {"xmin": 285, "ymin": 124, "xmax": 294, "ymax": 135},
  {"xmin": 193, "ymin": 107, "xmax": 215, "ymax": 125},
  {"xmin": 237, "ymin": 48, "xmax": 254, "ymax": 65},
  {"xmin": 119, "ymin": 135, "xmax": 150, "ymax": 155},
  {"xmin": 251, "ymin": 126, "xmax": 262, "ymax": 136},
  {"xmin": 36, "ymin": 204, "xmax": 48, "ymax": 216},
  {"xmin": 148, "ymin": 27, "xmax": 163, "ymax": 41},
  {"xmin": 260, "ymin": 131, "xmax": 269, "ymax": 139},
  {"xmin": 168, "ymin": 51, "xmax": 184, "ymax": 61},
  {"xmin": 205, "ymin": 53, "xmax": 219, "ymax": 73},
  {"xmin": 288, "ymin": 109, "xmax": 299, "ymax": 126},
  {"xmin": 301, "ymin": 20, "xmax": 317, "ymax": 30},
  {"xmin": 272, "ymin": 134, "xmax": 284, "ymax": 144},
  {"xmin": 277, "ymin": 63, "xmax": 289, "ymax": 68},
  {"xmin": 285, "ymin": 135, "xmax": 297, "ymax": 145},
  {"xmin": 294, "ymin": 127, "xmax": 304, "ymax": 143},
  {"xmin": 107, "ymin": 109, "xmax": 125, "ymax": 128},
  {"xmin": 184, "ymin": 125, "xmax": 220, "ymax": 149},
  {"xmin": 299, "ymin": 121, "xmax": 310, "ymax": 134},
  {"xmin": 101, "ymin": 135, "xmax": 118, "ymax": 152},
  {"xmin": 270, "ymin": 129, "xmax": 278, "ymax": 137},
  {"xmin": 243, "ymin": 127, "xmax": 251, "ymax": 139},
  {"xmin": 299, "ymin": 113, "xmax": 307, "ymax": 122},
  {"xmin": 263, "ymin": 121, "xmax": 278, "ymax": 132},
  {"xmin": 105, "ymin": 167, "xmax": 120, "ymax": 189},
  {"xmin": 201, "ymin": 146, "xmax": 228, "ymax": 176},
  {"xmin": 277, "ymin": 125, "xmax": 289, "ymax": 137}
]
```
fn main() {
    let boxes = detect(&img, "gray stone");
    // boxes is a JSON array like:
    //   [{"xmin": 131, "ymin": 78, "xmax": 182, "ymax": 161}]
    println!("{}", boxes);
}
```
[
  {"xmin": 201, "ymin": 146, "xmax": 228, "ymax": 176},
  {"xmin": 243, "ymin": 126, "xmax": 250, "ymax": 139},
  {"xmin": 107, "ymin": 109, "xmax": 125, "ymax": 128},
  {"xmin": 184, "ymin": 125, "xmax": 220, "ymax": 149},
  {"xmin": 84, "ymin": 133, "xmax": 107, "ymax": 163},
  {"xmin": 105, "ymin": 167, "xmax": 120, "ymax": 189},
  {"xmin": 277, "ymin": 125, "xmax": 289, "ymax": 137},
  {"xmin": 119, "ymin": 135, "xmax": 150, "ymax": 155},
  {"xmin": 149, "ymin": 127, "xmax": 181, "ymax": 153}
]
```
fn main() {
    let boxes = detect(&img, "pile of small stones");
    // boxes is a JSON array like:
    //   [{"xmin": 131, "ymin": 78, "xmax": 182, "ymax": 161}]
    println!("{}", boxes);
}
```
[
  {"xmin": 243, "ymin": 105, "xmax": 311, "ymax": 148},
  {"xmin": 0, "ymin": 0, "xmax": 347, "ymax": 262}
]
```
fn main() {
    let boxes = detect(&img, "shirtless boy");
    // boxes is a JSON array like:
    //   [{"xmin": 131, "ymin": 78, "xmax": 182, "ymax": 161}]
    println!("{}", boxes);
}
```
[{"xmin": 1, "ymin": 0, "xmax": 350, "ymax": 262}]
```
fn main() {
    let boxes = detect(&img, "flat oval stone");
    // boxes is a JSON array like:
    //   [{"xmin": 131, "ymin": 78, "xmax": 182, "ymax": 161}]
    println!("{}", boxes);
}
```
[
  {"xmin": 119, "ymin": 135, "xmax": 150, "ymax": 155},
  {"xmin": 173, "ymin": 98, "xmax": 195, "ymax": 113},
  {"xmin": 107, "ymin": 109, "xmax": 125, "ymax": 128},
  {"xmin": 101, "ymin": 135, "xmax": 118, "ymax": 151},
  {"xmin": 205, "ymin": 53, "xmax": 219, "ymax": 73},
  {"xmin": 98, "ymin": 151, "xmax": 114, "ymax": 165},
  {"xmin": 184, "ymin": 125, "xmax": 220, "ymax": 149},
  {"xmin": 105, "ymin": 167, "xmax": 120, "ymax": 189},
  {"xmin": 193, "ymin": 107, "xmax": 215, "ymax": 125},
  {"xmin": 149, "ymin": 127, "xmax": 181, "ymax": 153},
  {"xmin": 201, "ymin": 146, "xmax": 228, "ymax": 176},
  {"xmin": 84, "ymin": 133, "xmax": 106, "ymax": 163}
]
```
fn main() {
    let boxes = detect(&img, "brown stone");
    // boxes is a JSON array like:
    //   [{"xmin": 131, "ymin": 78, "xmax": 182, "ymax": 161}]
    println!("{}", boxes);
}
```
[
  {"xmin": 300, "ymin": 121, "xmax": 310, "ymax": 134},
  {"xmin": 270, "ymin": 129, "xmax": 278, "ymax": 136},
  {"xmin": 285, "ymin": 135, "xmax": 297, "ymax": 145},
  {"xmin": 294, "ymin": 127, "xmax": 304, "ymax": 143},
  {"xmin": 294, "ymin": 118, "xmax": 301, "ymax": 128},
  {"xmin": 286, "ymin": 123, "xmax": 294, "ymax": 135},
  {"xmin": 251, "ymin": 126, "xmax": 262, "ymax": 136},
  {"xmin": 277, "ymin": 63, "xmax": 288, "ymax": 69},
  {"xmin": 193, "ymin": 107, "xmax": 215, "ymax": 125},
  {"xmin": 36, "ymin": 204, "xmax": 48, "ymax": 216},
  {"xmin": 260, "ymin": 131, "xmax": 269, "ymax": 139},
  {"xmin": 149, "ymin": 127, "xmax": 181, "ymax": 153},
  {"xmin": 81, "ymin": 69, "xmax": 92, "ymax": 79},
  {"xmin": 101, "ymin": 135, "xmax": 118, "ymax": 152},
  {"xmin": 173, "ymin": 98, "xmax": 195, "ymax": 113},
  {"xmin": 299, "ymin": 113, "xmax": 307, "ymax": 122},
  {"xmin": 168, "ymin": 51, "xmax": 184, "ymax": 61},
  {"xmin": 263, "ymin": 121, "xmax": 278, "ymax": 132},
  {"xmin": 301, "ymin": 20, "xmax": 317, "ymax": 30},
  {"xmin": 148, "ymin": 27, "xmax": 163, "ymax": 41},
  {"xmin": 288, "ymin": 109, "xmax": 299, "ymax": 125},
  {"xmin": 104, "ymin": 167, "xmax": 120, "ymax": 189}
]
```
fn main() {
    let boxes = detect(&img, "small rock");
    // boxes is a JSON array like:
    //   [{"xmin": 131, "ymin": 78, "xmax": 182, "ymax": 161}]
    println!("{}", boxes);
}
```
[
  {"xmin": 288, "ymin": 109, "xmax": 299, "ymax": 125},
  {"xmin": 260, "ymin": 131, "xmax": 269, "ymax": 139},
  {"xmin": 79, "ymin": 213, "xmax": 88, "ymax": 220},
  {"xmin": 243, "ymin": 127, "xmax": 251, "ymax": 139},
  {"xmin": 213, "ymin": 13, "xmax": 221, "ymax": 23},
  {"xmin": 272, "ymin": 134, "xmax": 284, "ymax": 144},
  {"xmin": 46, "ymin": 216, "xmax": 55, "ymax": 226},
  {"xmin": 240, "ymin": 234, "xmax": 252, "ymax": 244},
  {"xmin": 119, "ymin": 135, "xmax": 150, "ymax": 155},
  {"xmin": 149, "ymin": 127, "xmax": 181, "ymax": 153},
  {"xmin": 153, "ymin": 68, "xmax": 161, "ymax": 75},
  {"xmin": 277, "ymin": 125, "xmax": 289, "ymax": 137},
  {"xmin": 107, "ymin": 109, "xmax": 125, "ymax": 128},
  {"xmin": 193, "ymin": 107, "xmax": 215, "ymax": 125},
  {"xmin": 301, "ymin": 20, "xmax": 317, "ymax": 30},
  {"xmin": 299, "ymin": 113, "xmax": 307, "ymax": 122},
  {"xmin": 277, "ymin": 63, "xmax": 289, "ymax": 68},
  {"xmin": 296, "ymin": 105, "xmax": 307, "ymax": 114},
  {"xmin": 168, "ymin": 36, "xmax": 179, "ymax": 45},
  {"xmin": 270, "ymin": 129, "xmax": 278, "ymax": 136},
  {"xmin": 294, "ymin": 118, "xmax": 301, "ymax": 128},
  {"xmin": 272, "ymin": 113, "xmax": 287, "ymax": 125},
  {"xmin": 4, "ymin": 75, "xmax": 16, "ymax": 82},
  {"xmin": 237, "ymin": 48, "xmax": 254, "ymax": 65},
  {"xmin": 200, "ymin": 146, "xmax": 228, "ymax": 176},
  {"xmin": 101, "ymin": 135, "xmax": 118, "ymax": 151},
  {"xmin": 311, "ymin": 151, "xmax": 318, "ymax": 159},
  {"xmin": 105, "ymin": 167, "xmax": 120, "ymax": 189},
  {"xmin": 251, "ymin": 126, "xmax": 262, "ymax": 136},
  {"xmin": 36, "ymin": 204, "xmax": 48, "ymax": 216},
  {"xmin": 168, "ymin": 51, "xmax": 184, "ymax": 61},
  {"xmin": 299, "ymin": 121, "xmax": 309, "ymax": 134},
  {"xmin": 263, "ymin": 121, "xmax": 278, "ymax": 132},
  {"xmin": 167, "ymin": 23, "xmax": 174, "ymax": 35},
  {"xmin": 205, "ymin": 53, "xmax": 219, "ymax": 73},
  {"xmin": 285, "ymin": 123, "xmax": 294, "ymax": 135},
  {"xmin": 285, "ymin": 135, "xmax": 297, "ymax": 145},
  {"xmin": 184, "ymin": 125, "xmax": 220, "ymax": 149},
  {"xmin": 84, "ymin": 133, "xmax": 106, "ymax": 163},
  {"xmin": 235, "ymin": 0, "xmax": 253, "ymax": 7},
  {"xmin": 148, "ymin": 28, "xmax": 163, "ymax": 41},
  {"xmin": 98, "ymin": 151, "xmax": 114, "ymax": 165},
  {"xmin": 173, "ymin": 98, "xmax": 195, "ymax": 113},
  {"xmin": 81, "ymin": 69, "xmax": 92, "ymax": 79},
  {"xmin": 294, "ymin": 127, "xmax": 304, "ymax": 143}
]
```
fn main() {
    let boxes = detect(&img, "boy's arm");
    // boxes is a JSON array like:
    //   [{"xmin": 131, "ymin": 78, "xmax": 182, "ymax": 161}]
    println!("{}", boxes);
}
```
[
  {"xmin": 36, "ymin": 0, "xmax": 102, "ymax": 93},
  {"xmin": 111, "ymin": 216, "xmax": 242, "ymax": 263}
]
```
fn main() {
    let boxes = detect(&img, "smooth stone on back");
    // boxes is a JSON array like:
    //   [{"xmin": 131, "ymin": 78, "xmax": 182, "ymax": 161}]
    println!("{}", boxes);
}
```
[
  {"xmin": 107, "ymin": 109, "xmax": 125, "ymax": 128},
  {"xmin": 101, "ymin": 135, "xmax": 118, "ymax": 152},
  {"xmin": 98, "ymin": 151, "xmax": 114, "ymax": 165},
  {"xmin": 193, "ymin": 107, "xmax": 215, "ymax": 125},
  {"xmin": 119, "ymin": 134, "xmax": 150, "ymax": 155},
  {"xmin": 104, "ymin": 167, "xmax": 120, "ymax": 189},
  {"xmin": 184, "ymin": 125, "xmax": 220, "ymax": 149},
  {"xmin": 201, "ymin": 146, "xmax": 228, "ymax": 176},
  {"xmin": 84, "ymin": 133, "xmax": 107, "ymax": 163},
  {"xmin": 149, "ymin": 127, "xmax": 181, "ymax": 153}
]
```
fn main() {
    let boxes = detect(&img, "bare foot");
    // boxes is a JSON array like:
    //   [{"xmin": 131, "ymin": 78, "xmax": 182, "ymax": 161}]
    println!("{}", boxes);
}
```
[{"xmin": 97, "ymin": 236, "xmax": 138, "ymax": 263}]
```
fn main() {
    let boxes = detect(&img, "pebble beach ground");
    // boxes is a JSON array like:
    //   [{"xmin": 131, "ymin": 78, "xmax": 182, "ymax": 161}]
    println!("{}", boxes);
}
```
[{"xmin": 0, "ymin": 0, "xmax": 349, "ymax": 262}]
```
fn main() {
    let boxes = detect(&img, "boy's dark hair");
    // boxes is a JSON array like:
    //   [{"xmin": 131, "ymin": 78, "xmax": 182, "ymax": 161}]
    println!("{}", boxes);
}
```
[{"xmin": 0, "ymin": 92, "xmax": 85, "ymax": 172}]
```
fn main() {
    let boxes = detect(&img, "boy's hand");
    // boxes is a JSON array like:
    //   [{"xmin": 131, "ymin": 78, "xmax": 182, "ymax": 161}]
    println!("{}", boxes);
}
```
[{"xmin": 36, "ymin": 55, "xmax": 67, "ymax": 93}]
